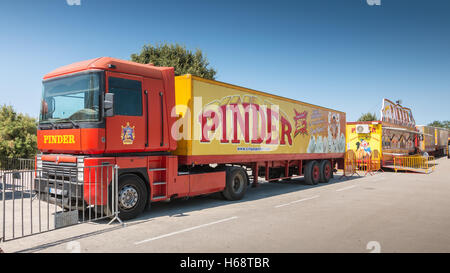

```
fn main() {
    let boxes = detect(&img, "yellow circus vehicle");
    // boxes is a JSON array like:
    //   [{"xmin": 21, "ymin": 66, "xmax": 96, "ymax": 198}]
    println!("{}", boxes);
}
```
[{"xmin": 345, "ymin": 99, "xmax": 421, "ymax": 168}]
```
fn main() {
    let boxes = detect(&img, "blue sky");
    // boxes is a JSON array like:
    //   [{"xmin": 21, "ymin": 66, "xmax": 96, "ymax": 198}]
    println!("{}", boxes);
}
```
[{"xmin": 0, "ymin": 0, "xmax": 449, "ymax": 125}]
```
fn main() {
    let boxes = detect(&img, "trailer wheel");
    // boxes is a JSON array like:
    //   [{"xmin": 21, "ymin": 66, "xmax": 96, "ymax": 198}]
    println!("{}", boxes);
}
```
[
  {"xmin": 222, "ymin": 167, "xmax": 248, "ymax": 201},
  {"xmin": 304, "ymin": 161, "xmax": 320, "ymax": 185},
  {"xmin": 319, "ymin": 160, "xmax": 332, "ymax": 183},
  {"xmin": 105, "ymin": 174, "xmax": 148, "ymax": 220}
]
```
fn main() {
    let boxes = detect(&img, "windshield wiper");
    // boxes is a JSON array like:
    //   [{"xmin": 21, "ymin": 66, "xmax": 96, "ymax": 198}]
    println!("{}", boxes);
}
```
[
  {"xmin": 56, "ymin": 118, "xmax": 79, "ymax": 128},
  {"xmin": 39, "ymin": 121, "xmax": 57, "ymax": 130}
]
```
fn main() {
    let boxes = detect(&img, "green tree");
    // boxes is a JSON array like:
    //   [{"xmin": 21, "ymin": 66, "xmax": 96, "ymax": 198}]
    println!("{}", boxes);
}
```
[
  {"xmin": 131, "ymin": 43, "xmax": 217, "ymax": 79},
  {"xmin": 0, "ymin": 105, "xmax": 37, "ymax": 159},
  {"xmin": 428, "ymin": 120, "xmax": 450, "ymax": 129},
  {"xmin": 357, "ymin": 112, "xmax": 378, "ymax": 122}
]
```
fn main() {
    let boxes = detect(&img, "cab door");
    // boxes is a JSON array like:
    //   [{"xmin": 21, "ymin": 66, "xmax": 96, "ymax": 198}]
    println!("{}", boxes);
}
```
[
  {"xmin": 105, "ymin": 71, "xmax": 146, "ymax": 153},
  {"xmin": 143, "ymin": 77, "xmax": 168, "ymax": 151}
]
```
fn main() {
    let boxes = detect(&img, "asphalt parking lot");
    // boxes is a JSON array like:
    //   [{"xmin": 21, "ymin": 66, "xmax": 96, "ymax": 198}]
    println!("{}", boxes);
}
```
[{"xmin": 1, "ymin": 157, "xmax": 450, "ymax": 253}]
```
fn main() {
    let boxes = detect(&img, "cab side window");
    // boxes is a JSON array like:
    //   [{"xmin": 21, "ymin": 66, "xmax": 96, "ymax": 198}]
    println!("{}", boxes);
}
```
[{"xmin": 108, "ymin": 77, "xmax": 142, "ymax": 116}]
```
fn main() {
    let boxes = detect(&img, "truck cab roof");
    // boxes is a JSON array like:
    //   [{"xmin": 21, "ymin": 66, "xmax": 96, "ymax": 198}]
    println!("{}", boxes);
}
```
[{"xmin": 43, "ymin": 57, "xmax": 174, "ymax": 80}]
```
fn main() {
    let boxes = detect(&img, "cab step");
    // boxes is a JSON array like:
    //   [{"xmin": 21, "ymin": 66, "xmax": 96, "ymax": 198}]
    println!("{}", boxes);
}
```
[
  {"xmin": 149, "ymin": 168, "xmax": 166, "ymax": 172},
  {"xmin": 152, "ymin": 195, "xmax": 167, "ymax": 201}
]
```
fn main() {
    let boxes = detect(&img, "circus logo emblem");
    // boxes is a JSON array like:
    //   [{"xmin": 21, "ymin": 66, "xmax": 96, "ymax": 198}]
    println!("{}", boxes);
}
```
[
  {"xmin": 293, "ymin": 110, "xmax": 308, "ymax": 137},
  {"xmin": 121, "ymin": 122, "xmax": 135, "ymax": 145}
]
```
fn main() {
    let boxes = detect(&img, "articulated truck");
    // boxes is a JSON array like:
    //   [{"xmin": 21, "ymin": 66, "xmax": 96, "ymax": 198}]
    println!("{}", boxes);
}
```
[
  {"xmin": 36, "ymin": 57, "xmax": 346, "ymax": 219},
  {"xmin": 416, "ymin": 125, "xmax": 449, "ymax": 157}
]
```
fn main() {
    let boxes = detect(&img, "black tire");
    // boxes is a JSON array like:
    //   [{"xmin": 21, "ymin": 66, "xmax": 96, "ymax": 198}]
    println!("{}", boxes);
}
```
[
  {"xmin": 222, "ymin": 167, "xmax": 248, "ymax": 200},
  {"xmin": 304, "ymin": 161, "xmax": 320, "ymax": 185},
  {"xmin": 106, "ymin": 174, "xmax": 148, "ymax": 221},
  {"xmin": 319, "ymin": 160, "xmax": 332, "ymax": 183}
]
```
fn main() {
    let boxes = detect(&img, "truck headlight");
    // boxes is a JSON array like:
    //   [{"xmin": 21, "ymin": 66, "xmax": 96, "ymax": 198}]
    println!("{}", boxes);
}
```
[
  {"xmin": 36, "ymin": 156, "xmax": 42, "ymax": 169},
  {"xmin": 77, "ymin": 157, "xmax": 84, "ymax": 183}
]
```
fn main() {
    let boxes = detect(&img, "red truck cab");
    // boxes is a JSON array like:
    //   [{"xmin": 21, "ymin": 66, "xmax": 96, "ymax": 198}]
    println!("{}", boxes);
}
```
[
  {"xmin": 36, "ymin": 57, "xmax": 227, "ymax": 220},
  {"xmin": 38, "ymin": 57, "xmax": 177, "ymax": 154}
]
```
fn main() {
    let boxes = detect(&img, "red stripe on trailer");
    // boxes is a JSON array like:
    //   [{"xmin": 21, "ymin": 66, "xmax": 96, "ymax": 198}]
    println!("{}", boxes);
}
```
[{"xmin": 178, "ymin": 153, "xmax": 345, "ymax": 165}]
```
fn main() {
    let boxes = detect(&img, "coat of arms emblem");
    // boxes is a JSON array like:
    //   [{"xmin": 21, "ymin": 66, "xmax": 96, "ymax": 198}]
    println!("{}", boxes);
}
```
[{"xmin": 121, "ymin": 122, "xmax": 135, "ymax": 145}]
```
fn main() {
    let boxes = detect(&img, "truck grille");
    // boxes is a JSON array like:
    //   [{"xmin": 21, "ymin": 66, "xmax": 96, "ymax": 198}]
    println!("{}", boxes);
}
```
[{"xmin": 41, "ymin": 161, "xmax": 79, "ymax": 183}]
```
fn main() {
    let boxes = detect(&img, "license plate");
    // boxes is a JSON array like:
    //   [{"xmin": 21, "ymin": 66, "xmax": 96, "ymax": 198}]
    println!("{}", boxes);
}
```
[{"xmin": 49, "ymin": 188, "xmax": 65, "ymax": 195}]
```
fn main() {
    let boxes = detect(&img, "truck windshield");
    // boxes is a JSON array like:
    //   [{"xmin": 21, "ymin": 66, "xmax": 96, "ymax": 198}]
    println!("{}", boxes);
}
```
[{"xmin": 40, "ymin": 72, "xmax": 101, "ymax": 123}]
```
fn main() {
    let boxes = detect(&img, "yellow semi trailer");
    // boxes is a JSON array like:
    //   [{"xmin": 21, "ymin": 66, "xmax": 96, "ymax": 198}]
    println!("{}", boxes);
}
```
[
  {"xmin": 173, "ymin": 74, "xmax": 347, "ymax": 184},
  {"xmin": 174, "ymin": 75, "xmax": 347, "ymax": 160}
]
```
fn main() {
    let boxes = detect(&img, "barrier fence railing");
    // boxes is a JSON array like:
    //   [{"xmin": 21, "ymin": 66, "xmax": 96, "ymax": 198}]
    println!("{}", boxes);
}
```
[
  {"xmin": 0, "ymin": 158, "xmax": 34, "ymax": 172},
  {"xmin": 341, "ymin": 152, "xmax": 383, "ymax": 178},
  {"xmin": 1, "ymin": 164, "xmax": 122, "ymax": 242},
  {"xmin": 393, "ymin": 155, "xmax": 435, "ymax": 173},
  {"xmin": 0, "ymin": 158, "xmax": 36, "ymax": 201}
]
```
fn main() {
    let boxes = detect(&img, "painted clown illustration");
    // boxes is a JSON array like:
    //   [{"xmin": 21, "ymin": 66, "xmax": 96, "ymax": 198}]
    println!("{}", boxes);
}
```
[
  {"xmin": 121, "ymin": 122, "xmax": 135, "ymax": 145},
  {"xmin": 356, "ymin": 139, "xmax": 371, "ymax": 159}
]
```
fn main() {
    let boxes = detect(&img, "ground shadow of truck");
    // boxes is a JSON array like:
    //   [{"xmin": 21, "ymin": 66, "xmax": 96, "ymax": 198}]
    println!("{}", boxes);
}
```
[{"xmin": 119, "ymin": 174, "xmax": 363, "ymax": 224}]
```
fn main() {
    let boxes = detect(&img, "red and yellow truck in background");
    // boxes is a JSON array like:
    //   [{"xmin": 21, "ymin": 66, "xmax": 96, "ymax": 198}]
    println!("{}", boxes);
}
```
[
  {"xmin": 345, "ymin": 99, "xmax": 420, "ymax": 167},
  {"xmin": 345, "ymin": 99, "xmax": 448, "ymax": 171},
  {"xmin": 416, "ymin": 125, "xmax": 449, "ymax": 157},
  {"xmin": 345, "ymin": 120, "xmax": 420, "ymax": 169},
  {"xmin": 35, "ymin": 57, "xmax": 346, "ymax": 219}
]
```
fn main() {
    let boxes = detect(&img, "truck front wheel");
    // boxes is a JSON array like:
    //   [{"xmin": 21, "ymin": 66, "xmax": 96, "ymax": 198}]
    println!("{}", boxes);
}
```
[
  {"xmin": 222, "ymin": 167, "xmax": 248, "ymax": 201},
  {"xmin": 106, "ymin": 174, "xmax": 148, "ymax": 220}
]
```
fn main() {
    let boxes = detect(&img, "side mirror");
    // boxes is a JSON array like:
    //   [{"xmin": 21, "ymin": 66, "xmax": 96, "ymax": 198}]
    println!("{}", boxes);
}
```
[
  {"xmin": 46, "ymin": 97, "xmax": 55, "ymax": 114},
  {"xmin": 104, "ymin": 93, "xmax": 114, "ymax": 117}
]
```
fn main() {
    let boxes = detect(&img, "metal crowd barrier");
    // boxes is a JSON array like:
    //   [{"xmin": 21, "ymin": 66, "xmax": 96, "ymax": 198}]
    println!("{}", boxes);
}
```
[
  {"xmin": 0, "ymin": 158, "xmax": 35, "ymax": 171},
  {"xmin": 0, "ymin": 158, "xmax": 36, "ymax": 196},
  {"xmin": 341, "ymin": 156, "xmax": 383, "ymax": 178},
  {"xmin": 1, "ymin": 164, "xmax": 122, "ymax": 242},
  {"xmin": 393, "ymin": 155, "xmax": 435, "ymax": 173}
]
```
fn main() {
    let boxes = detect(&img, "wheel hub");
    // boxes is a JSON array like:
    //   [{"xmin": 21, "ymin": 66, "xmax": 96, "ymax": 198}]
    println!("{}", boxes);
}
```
[
  {"xmin": 313, "ymin": 166, "xmax": 320, "ymax": 180},
  {"xmin": 119, "ymin": 186, "xmax": 139, "ymax": 210},
  {"xmin": 325, "ymin": 165, "xmax": 331, "ymax": 177},
  {"xmin": 233, "ymin": 175, "xmax": 244, "ymax": 194}
]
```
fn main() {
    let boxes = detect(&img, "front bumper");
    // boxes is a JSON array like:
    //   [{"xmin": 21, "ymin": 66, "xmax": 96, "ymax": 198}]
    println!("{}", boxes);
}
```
[{"xmin": 34, "ymin": 178, "xmax": 84, "ymax": 209}]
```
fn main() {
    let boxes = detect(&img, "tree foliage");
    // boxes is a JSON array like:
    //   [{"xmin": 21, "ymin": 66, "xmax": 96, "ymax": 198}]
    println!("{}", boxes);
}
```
[
  {"xmin": 357, "ymin": 112, "xmax": 378, "ymax": 122},
  {"xmin": 0, "ymin": 105, "xmax": 37, "ymax": 159},
  {"xmin": 131, "ymin": 43, "xmax": 217, "ymax": 80},
  {"xmin": 427, "ymin": 120, "xmax": 450, "ymax": 129}
]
